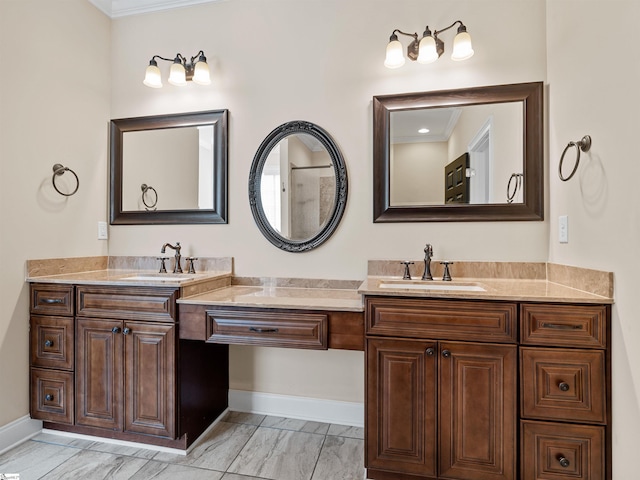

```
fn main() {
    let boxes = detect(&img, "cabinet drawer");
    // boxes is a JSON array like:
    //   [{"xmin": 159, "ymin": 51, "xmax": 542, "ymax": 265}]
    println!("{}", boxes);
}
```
[
  {"xmin": 521, "ymin": 347, "xmax": 606, "ymax": 424},
  {"xmin": 521, "ymin": 420, "xmax": 604, "ymax": 480},
  {"xmin": 206, "ymin": 309, "xmax": 328, "ymax": 349},
  {"xmin": 30, "ymin": 284, "xmax": 74, "ymax": 316},
  {"xmin": 30, "ymin": 367, "xmax": 74, "ymax": 425},
  {"xmin": 77, "ymin": 286, "xmax": 178, "ymax": 322},
  {"xmin": 30, "ymin": 316, "xmax": 74, "ymax": 370},
  {"xmin": 366, "ymin": 297, "xmax": 517, "ymax": 343},
  {"xmin": 521, "ymin": 304, "xmax": 607, "ymax": 348}
]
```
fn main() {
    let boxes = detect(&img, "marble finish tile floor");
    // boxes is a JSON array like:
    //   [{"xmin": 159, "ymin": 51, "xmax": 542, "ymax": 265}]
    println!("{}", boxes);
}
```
[{"xmin": 0, "ymin": 412, "xmax": 365, "ymax": 480}]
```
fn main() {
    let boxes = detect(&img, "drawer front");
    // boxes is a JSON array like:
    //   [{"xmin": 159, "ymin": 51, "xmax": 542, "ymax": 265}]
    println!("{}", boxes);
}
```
[
  {"xmin": 521, "ymin": 348, "xmax": 606, "ymax": 424},
  {"xmin": 521, "ymin": 420, "xmax": 604, "ymax": 480},
  {"xmin": 30, "ymin": 284, "xmax": 74, "ymax": 316},
  {"xmin": 207, "ymin": 309, "xmax": 328, "ymax": 349},
  {"xmin": 30, "ymin": 367, "xmax": 74, "ymax": 425},
  {"xmin": 77, "ymin": 285, "xmax": 178, "ymax": 322},
  {"xmin": 366, "ymin": 297, "xmax": 517, "ymax": 343},
  {"xmin": 521, "ymin": 303, "xmax": 607, "ymax": 348},
  {"xmin": 30, "ymin": 316, "xmax": 74, "ymax": 370}
]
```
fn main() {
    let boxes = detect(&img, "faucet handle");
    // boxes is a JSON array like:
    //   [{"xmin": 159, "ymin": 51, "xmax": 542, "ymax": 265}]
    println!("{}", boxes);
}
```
[
  {"xmin": 156, "ymin": 257, "xmax": 170, "ymax": 273},
  {"xmin": 185, "ymin": 257, "xmax": 198, "ymax": 274},
  {"xmin": 401, "ymin": 261, "xmax": 414, "ymax": 280},
  {"xmin": 440, "ymin": 261, "xmax": 454, "ymax": 281}
]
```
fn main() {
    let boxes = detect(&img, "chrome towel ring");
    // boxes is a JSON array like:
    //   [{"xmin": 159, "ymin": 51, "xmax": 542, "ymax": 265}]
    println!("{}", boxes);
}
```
[
  {"xmin": 52, "ymin": 164, "xmax": 79, "ymax": 196},
  {"xmin": 559, "ymin": 135, "xmax": 591, "ymax": 182},
  {"xmin": 507, "ymin": 173, "xmax": 523, "ymax": 203},
  {"xmin": 141, "ymin": 183, "xmax": 158, "ymax": 210}
]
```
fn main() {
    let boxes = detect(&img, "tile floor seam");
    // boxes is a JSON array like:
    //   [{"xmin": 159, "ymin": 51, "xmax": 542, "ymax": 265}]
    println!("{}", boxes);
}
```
[
  {"xmin": 308, "ymin": 432, "xmax": 328, "ymax": 480},
  {"xmin": 34, "ymin": 444, "xmax": 84, "ymax": 480},
  {"xmin": 223, "ymin": 423, "xmax": 261, "ymax": 475}
]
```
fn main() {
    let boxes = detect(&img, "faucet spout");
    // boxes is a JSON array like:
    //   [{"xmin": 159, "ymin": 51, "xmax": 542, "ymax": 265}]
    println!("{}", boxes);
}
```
[
  {"xmin": 160, "ymin": 242, "xmax": 182, "ymax": 273},
  {"xmin": 421, "ymin": 243, "xmax": 434, "ymax": 281}
]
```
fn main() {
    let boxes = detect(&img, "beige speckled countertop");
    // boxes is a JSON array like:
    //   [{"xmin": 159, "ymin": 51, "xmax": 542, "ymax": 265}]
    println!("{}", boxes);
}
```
[
  {"xmin": 358, "ymin": 276, "xmax": 613, "ymax": 304},
  {"xmin": 177, "ymin": 285, "xmax": 364, "ymax": 312}
]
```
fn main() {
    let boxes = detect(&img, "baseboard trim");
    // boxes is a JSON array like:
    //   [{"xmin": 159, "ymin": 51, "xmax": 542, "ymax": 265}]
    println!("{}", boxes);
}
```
[
  {"xmin": 0, "ymin": 416, "xmax": 42, "ymax": 455},
  {"xmin": 228, "ymin": 390, "xmax": 364, "ymax": 427}
]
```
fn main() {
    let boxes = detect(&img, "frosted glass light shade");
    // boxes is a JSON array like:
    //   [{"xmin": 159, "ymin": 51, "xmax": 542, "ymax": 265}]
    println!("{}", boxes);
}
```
[
  {"xmin": 193, "ymin": 60, "xmax": 211, "ymax": 85},
  {"xmin": 384, "ymin": 39, "xmax": 405, "ymax": 69},
  {"xmin": 451, "ymin": 31, "xmax": 474, "ymax": 61},
  {"xmin": 168, "ymin": 62, "xmax": 187, "ymax": 86},
  {"xmin": 417, "ymin": 35, "xmax": 439, "ymax": 64},
  {"xmin": 143, "ymin": 64, "xmax": 162, "ymax": 88}
]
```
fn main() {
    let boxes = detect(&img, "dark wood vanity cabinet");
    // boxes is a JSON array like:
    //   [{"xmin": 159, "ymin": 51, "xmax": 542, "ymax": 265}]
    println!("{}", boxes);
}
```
[
  {"xmin": 30, "ymin": 283, "xmax": 228, "ymax": 449},
  {"xmin": 364, "ymin": 297, "xmax": 611, "ymax": 480}
]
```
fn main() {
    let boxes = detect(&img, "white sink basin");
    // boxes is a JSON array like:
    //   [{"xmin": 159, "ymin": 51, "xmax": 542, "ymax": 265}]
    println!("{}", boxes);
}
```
[
  {"xmin": 124, "ymin": 274, "xmax": 194, "ymax": 282},
  {"xmin": 379, "ymin": 282, "xmax": 486, "ymax": 292}
]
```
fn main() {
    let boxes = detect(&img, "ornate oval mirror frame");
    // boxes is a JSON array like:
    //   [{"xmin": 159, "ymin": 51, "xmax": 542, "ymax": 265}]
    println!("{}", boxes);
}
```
[
  {"xmin": 248, "ymin": 121, "xmax": 348, "ymax": 252},
  {"xmin": 373, "ymin": 82, "xmax": 543, "ymax": 222},
  {"xmin": 110, "ymin": 109, "xmax": 228, "ymax": 225}
]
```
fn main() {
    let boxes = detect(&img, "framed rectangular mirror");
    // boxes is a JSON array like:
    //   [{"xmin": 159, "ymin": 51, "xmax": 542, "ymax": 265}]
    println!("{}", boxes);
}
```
[
  {"xmin": 110, "ymin": 110, "xmax": 228, "ymax": 225},
  {"xmin": 373, "ymin": 82, "xmax": 543, "ymax": 222}
]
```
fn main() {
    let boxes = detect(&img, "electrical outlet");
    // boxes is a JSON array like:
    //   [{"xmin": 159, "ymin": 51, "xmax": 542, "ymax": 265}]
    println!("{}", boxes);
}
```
[
  {"xmin": 559, "ymin": 215, "xmax": 568, "ymax": 243},
  {"xmin": 98, "ymin": 221, "xmax": 108, "ymax": 240}
]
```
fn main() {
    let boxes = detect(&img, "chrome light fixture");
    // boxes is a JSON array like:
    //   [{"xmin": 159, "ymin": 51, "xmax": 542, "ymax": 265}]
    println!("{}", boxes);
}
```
[
  {"xmin": 384, "ymin": 20, "xmax": 474, "ymax": 68},
  {"xmin": 143, "ymin": 50, "xmax": 211, "ymax": 88}
]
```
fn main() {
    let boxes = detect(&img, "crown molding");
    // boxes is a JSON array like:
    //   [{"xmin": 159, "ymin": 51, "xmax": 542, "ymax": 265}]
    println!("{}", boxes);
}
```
[{"xmin": 88, "ymin": 0, "xmax": 225, "ymax": 18}]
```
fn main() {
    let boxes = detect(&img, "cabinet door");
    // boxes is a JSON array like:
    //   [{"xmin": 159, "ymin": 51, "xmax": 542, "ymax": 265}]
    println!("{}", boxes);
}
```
[
  {"xmin": 439, "ymin": 341, "xmax": 517, "ymax": 480},
  {"xmin": 124, "ymin": 321, "xmax": 175, "ymax": 438},
  {"xmin": 366, "ymin": 338, "xmax": 437, "ymax": 477},
  {"xmin": 76, "ymin": 318, "xmax": 123, "ymax": 430}
]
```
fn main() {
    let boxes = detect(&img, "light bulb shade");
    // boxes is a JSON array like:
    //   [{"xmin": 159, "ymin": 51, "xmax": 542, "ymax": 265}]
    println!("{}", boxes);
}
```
[
  {"xmin": 384, "ymin": 39, "xmax": 406, "ymax": 69},
  {"xmin": 192, "ymin": 60, "xmax": 211, "ymax": 85},
  {"xmin": 451, "ymin": 30, "xmax": 474, "ymax": 61},
  {"xmin": 417, "ymin": 35, "xmax": 439, "ymax": 64},
  {"xmin": 143, "ymin": 63, "xmax": 162, "ymax": 88},
  {"xmin": 168, "ymin": 61, "xmax": 187, "ymax": 86}
]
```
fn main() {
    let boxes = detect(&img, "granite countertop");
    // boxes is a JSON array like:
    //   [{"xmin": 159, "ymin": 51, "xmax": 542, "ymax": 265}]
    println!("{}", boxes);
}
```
[
  {"xmin": 177, "ymin": 285, "xmax": 365, "ymax": 312},
  {"xmin": 358, "ymin": 276, "xmax": 614, "ymax": 304}
]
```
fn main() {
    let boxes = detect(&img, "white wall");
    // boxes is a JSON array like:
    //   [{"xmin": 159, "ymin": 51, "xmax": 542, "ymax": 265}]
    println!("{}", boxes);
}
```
[
  {"xmin": 0, "ymin": 0, "xmax": 111, "ymax": 427},
  {"xmin": 546, "ymin": 1, "xmax": 640, "ymax": 477},
  {"xmin": 391, "ymin": 141, "xmax": 447, "ymax": 205}
]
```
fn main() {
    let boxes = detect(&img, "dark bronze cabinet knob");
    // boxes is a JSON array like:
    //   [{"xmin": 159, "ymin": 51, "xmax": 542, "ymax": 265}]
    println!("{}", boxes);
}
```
[
  {"xmin": 559, "ymin": 382, "xmax": 570, "ymax": 392},
  {"xmin": 558, "ymin": 456, "xmax": 570, "ymax": 468},
  {"xmin": 122, "ymin": 327, "xmax": 131, "ymax": 335},
  {"xmin": 44, "ymin": 340, "xmax": 53, "ymax": 347},
  {"xmin": 425, "ymin": 348, "xmax": 435, "ymax": 356},
  {"xmin": 45, "ymin": 394, "xmax": 54, "ymax": 401},
  {"xmin": 112, "ymin": 326, "xmax": 121, "ymax": 334},
  {"xmin": 442, "ymin": 349, "xmax": 451, "ymax": 358}
]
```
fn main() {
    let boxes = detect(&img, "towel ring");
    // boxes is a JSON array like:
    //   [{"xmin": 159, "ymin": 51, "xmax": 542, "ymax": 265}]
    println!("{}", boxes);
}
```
[
  {"xmin": 507, "ymin": 173, "xmax": 523, "ymax": 203},
  {"xmin": 52, "ymin": 164, "xmax": 79, "ymax": 196},
  {"xmin": 141, "ymin": 183, "xmax": 158, "ymax": 210},
  {"xmin": 559, "ymin": 135, "xmax": 591, "ymax": 182}
]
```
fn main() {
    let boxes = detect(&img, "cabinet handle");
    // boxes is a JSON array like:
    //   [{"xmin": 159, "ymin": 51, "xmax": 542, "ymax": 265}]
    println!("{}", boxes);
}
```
[
  {"xmin": 425, "ymin": 348, "xmax": 435, "ymax": 356},
  {"xmin": 542, "ymin": 322, "xmax": 582, "ymax": 330},
  {"xmin": 44, "ymin": 340, "xmax": 54, "ymax": 347},
  {"xmin": 558, "ymin": 382, "xmax": 570, "ymax": 392},
  {"xmin": 122, "ymin": 327, "xmax": 131, "ymax": 335},
  {"xmin": 45, "ymin": 394, "xmax": 54, "ymax": 401},
  {"xmin": 42, "ymin": 298, "xmax": 64, "ymax": 304},
  {"xmin": 442, "ymin": 349, "xmax": 451, "ymax": 358},
  {"xmin": 112, "ymin": 326, "xmax": 121, "ymax": 334},
  {"xmin": 558, "ymin": 456, "xmax": 570, "ymax": 468},
  {"xmin": 249, "ymin": 327, "xmax": 279, "ymax": 333}
]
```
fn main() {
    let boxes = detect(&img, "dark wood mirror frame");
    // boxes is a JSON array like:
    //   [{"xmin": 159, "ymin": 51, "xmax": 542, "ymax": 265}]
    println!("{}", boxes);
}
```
[
  {"xmin": 373, "ymin": 82, "xmax": 543, "ymax": 222},
  {"xmin": 109, "ymin": 110, "xmax": 228, "ymax": 225},
  {"xmin": 248, "ymin": 120, "xmax": 348, "ymax": 252}
]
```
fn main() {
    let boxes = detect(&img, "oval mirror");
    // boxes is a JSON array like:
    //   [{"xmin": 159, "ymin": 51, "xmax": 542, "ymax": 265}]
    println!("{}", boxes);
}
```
[{"xmin": 249, "ymin": 121, "xmax": 348, "ymax": 252}]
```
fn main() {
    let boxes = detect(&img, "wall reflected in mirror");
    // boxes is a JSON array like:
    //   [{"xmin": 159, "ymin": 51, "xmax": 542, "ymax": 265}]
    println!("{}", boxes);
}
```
[
  {"xmin": 260, "ymin": 133, "xmax": 336, "ymax": 241},
  {"xmin": 122, "ymin": 125, "xmax": 215, "ymax": 211},
  {"xmin": 389, "ymin": 102, "xmax": 523, "ymax": 206}
]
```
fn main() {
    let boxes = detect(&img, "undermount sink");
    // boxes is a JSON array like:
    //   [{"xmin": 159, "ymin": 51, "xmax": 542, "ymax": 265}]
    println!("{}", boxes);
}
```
[
  {"xmin": 123, "ymin": 273, "xmax": 194, "ymax": 282},
  {"xmin": 379, "ymin": 281, "xmax": 486, "ymax": 292}
]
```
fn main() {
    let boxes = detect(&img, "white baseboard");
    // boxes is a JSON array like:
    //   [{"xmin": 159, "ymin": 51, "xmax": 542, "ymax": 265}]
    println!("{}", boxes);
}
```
[
  {"xmin": 0, "ymin": 416, "xmax": 42, "ymax": 455},
  {"xmin": 229, "ymin": 390, "xmax": 364, "ymax": 428}
]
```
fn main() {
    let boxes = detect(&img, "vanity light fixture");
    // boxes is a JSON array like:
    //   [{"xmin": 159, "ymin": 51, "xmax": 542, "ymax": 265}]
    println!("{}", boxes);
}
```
[
  {"xmin": 143, "ymin": 50, "xmax": 211, "ymax": 88},
  {"xmin": 384, "ymin": 20, "xmax": 474, "ymax": 69}
]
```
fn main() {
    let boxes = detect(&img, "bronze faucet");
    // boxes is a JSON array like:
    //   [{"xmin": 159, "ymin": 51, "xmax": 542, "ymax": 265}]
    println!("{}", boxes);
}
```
[
  {"xmin": 160, "ymin": 242, "xmax": 183, "ymax": 273},
  {"xmin": 421, "ymin": 244, "xmax": 434, "ymax": 280}
]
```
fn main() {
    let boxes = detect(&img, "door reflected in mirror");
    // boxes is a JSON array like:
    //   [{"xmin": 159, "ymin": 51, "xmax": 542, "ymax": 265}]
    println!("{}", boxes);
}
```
[{"xmin": 390, "ymin": 102, "xmax": 523, "ymax": 206}]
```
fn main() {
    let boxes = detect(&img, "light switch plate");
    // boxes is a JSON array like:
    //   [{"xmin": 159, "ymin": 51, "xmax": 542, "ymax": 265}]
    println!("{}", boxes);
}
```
[
  {"xmin": 559, "ymin": 215, "xmax": 568, "ymax": 243},
  {"xmin": 98, "ymin": 221, "xmax": 108, "ymax": 240}
]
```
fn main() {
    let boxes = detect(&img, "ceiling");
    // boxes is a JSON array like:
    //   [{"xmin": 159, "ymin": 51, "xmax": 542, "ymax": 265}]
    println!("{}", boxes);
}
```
[{"xmin": 88, "ymin": 0, "xmax": 223, "ymax": 18}]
